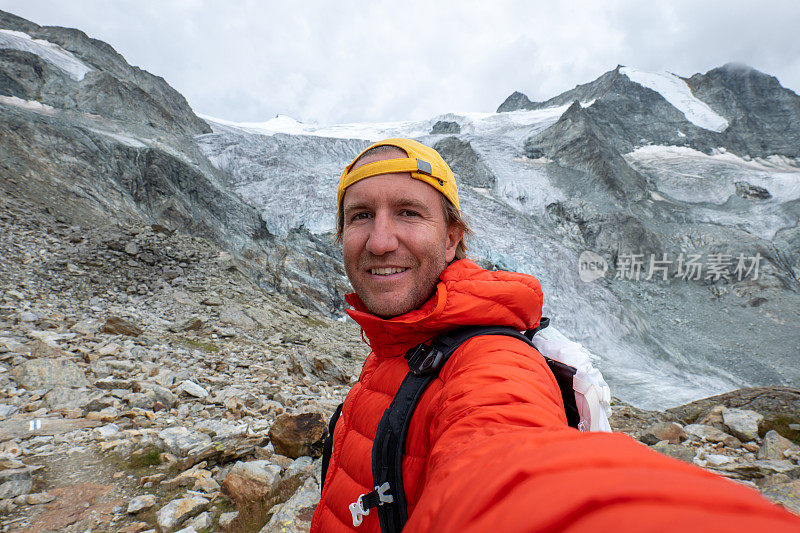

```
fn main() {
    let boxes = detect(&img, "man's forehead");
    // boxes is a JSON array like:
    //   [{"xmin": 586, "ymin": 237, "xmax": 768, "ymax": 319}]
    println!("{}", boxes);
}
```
[
  {"xmin": 342, "ymin": 173, "xmax": 442, "ymax": 212},
  {"xmin": 350, "ymin": 146, "xmax": 408, "ymax": 170}
]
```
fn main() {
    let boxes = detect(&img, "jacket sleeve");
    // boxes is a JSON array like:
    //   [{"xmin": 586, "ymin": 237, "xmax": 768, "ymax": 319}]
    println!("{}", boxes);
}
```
[{"xmin": 404, "ymin": 336, "xmax": 800, "ymax": 532}]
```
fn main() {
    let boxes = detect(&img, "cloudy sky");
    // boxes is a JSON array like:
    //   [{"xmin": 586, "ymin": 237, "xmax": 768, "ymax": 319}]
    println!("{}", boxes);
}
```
[{"xmin": 3, "ymin": 1, "xmax": 799, "ymax": 124}]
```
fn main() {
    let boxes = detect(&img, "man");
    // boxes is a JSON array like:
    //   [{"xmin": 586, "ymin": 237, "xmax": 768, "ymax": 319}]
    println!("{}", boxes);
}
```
[{"xmin": 310, "ymin": 138, "xmax": 800, "ymax": 532}]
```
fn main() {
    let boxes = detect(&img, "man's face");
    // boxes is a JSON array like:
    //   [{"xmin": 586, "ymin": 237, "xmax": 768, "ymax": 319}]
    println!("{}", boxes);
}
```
[{"xmin": 341, "ymin": 150, "xmax": 461, "ymax": 318}]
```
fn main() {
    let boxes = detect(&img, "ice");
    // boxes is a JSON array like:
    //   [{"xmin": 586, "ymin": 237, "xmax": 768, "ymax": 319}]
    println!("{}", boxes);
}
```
[
  {"xmin": 626, "ymin": 144, "xmax": 800, "ymax": 239},
  {"xmin": 621, "ymin": 67, "xmax": 729, "ymax": 132},
  {"xmin": 198, "ymin": 102, "xmax": 586, "ymax": 145},
  {"xmin": 0, "ymin": 95, "xmax": 55, "ymax": 114},
  {"xmin": 87, "ymin": 128, "xmax": 148, "ymax": 148},
  {"xmin": 0, "ymin": 29, "xmax": 91, "ymax": 81},
  {"xmin": 197, "ymin": 104, "xmax": 794, "ymax": 410}
]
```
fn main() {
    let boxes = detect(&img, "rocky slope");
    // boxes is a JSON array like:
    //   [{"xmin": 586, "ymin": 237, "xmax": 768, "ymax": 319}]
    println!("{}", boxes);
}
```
[
  {"xmin": 0, "ymin": 10, "xmax": 351, "ymax": 319},
  {"xmin": 0, "ymin": 192, "xmax": 363, "ymax": 532}
]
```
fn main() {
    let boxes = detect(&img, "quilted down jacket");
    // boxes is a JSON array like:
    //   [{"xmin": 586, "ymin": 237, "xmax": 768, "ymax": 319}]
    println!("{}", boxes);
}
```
[{"xmin": 310, "ymin": 259, "xmax": 800, "ymax": 532}]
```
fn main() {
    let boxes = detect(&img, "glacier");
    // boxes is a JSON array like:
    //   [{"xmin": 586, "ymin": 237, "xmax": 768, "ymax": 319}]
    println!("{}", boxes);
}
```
[
  {"xmin": 195, "ymin": 102, "xmax": 800, "ymax": 410},
  {"xmin": 0, "ymin": 29, "xmax": 91, "ymax": 81},
  {"xmin": 620, "ymin": 67, "xmax": 729, "ymax": 132}
]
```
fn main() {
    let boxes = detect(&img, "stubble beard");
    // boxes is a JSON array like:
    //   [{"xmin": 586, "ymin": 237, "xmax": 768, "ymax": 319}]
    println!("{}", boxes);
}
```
[{"xmin": 346, "ymin": 251, "xmax": 446, "ymax": 319}]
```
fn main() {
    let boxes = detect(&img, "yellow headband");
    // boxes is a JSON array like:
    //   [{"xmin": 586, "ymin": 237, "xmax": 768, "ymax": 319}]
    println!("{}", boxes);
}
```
[{"xmin": 337, "ymin": 138, "xmax": 460, "ymax": 211}]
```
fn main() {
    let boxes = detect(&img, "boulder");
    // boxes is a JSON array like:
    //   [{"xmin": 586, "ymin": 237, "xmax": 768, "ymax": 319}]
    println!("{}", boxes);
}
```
[
  {"xmin": 221, "ymin": 473, "xmax": 270, "ymax": 504},
  {"xmin": 157, "ymin": 426, "xmax": 212, "ymax": 457},
  {"xmin": 759, "ymin": 430, "xmax": 800, "ymax": 461},
  {"xmin": 229, "ymin": 460, "xmax": 282, "ymax": 488},
  {"xmin": 0, "ymin": 404, "xmax": 19, "ymax": 419},
  {"xmin": 650, "ymin": 442, "xmax": 696, "ymax": 463},
  {"xmin": 177, "ymin": 380, "xmax": 209, "ymax": 398},
  {"xmin": 667, "ymin": 387, "xmax": 800, "ymax": 442},
  {"xmin": 639, "ymin": 421, "xmax": 686, "ymax": 445},
  {"xmin": 219, "ymin": 511, "xmax": 239, "ymax": 529},
  {"xmin": 169, "ymin": 317, "xmax": 204, "ymax": 333},
  {"xmin": 101, "ymin": 316, "xmax": 143, "ymax": 336},
  {"xmin": 11, "ymin": 358, "xmax": 89, "ymax": 389},
  {"xmin": 155, "ymin": 496, "xmax": 209, "ymax": 533},
  {"xmin": 186, "ymin": 511, "xmax": 212, "ymax": 531},
  {"xmin": 136, "ymin": 382, "xmax": 178, "ymax": 408},
  {"xmin": 0, "ymin": 467, "xmax": 33, "ymax": 499},
  {"xmin": 44, "ymin": 387, "xmax": 92, "ymax": 411},
  {"xmin": 269, "ymin": 413, "xmax": 327, "ymax": 459},
  {"xmin": 722, "ymin": 408, "xmax": 763, "ymax": 442},
  {"xmin": 758, "ymin": 475, "xmax": 800, "ymax": 515},
  {"xmin": 684, "ymin": 424, "xmax": 741, "ymax": 447},
  {"xmin": 24, "ymin": 492, "xmax": 54, "ymax": 505},
  {"xmin": 127, "ymin": 494, "xmax": 157, "ymax": 513},
  {"xmin": 260, "ymin": 475, "xmax": 320, "ymax": 533}
]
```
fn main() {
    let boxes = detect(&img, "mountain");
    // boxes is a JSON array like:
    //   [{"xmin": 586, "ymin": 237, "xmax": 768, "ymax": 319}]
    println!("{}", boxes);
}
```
[
  {"xmin": 501, "ymin": 64, "xmax": 800, "ymax": 158},
  {"xmin": 2, "ymin": 9, "xmax": 799, "ymax": 410},
  {"xmin": 0, "ymin": 9, "xmax": 351, "ymax": 315}
]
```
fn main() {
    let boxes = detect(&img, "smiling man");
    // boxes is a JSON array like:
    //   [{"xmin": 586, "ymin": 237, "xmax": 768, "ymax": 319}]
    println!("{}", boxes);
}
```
[
  {"xmin": 339, "ymin": 144, "xmax": 462, "ymax": 318},
  {"xmin": 310, "ymin": 139, "xmax": 800, "ymax": 533}
]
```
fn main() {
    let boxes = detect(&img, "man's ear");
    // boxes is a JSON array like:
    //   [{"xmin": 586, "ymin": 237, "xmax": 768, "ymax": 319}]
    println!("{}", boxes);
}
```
[{"xmin": 444, "ymin": 223, "xmax": 463, "ymax": 263}]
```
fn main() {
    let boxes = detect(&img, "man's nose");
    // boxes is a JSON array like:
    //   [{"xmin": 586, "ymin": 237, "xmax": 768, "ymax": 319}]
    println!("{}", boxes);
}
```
[{"xmin": 365, "ymin": 212, "xmax": 399, "ymax": 255}]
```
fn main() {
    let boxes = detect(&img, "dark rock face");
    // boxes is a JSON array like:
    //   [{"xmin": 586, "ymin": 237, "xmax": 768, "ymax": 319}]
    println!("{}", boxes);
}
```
[
  {"xmin": 497, "ymin": 90, "xmax": 537, "ymax": 113},
  {"xmin": 0, "ymin": 10, "xmax": 210, "ymax": 136},
  {"xmin": 687, "ymin": 63, "xmax": 800, "ymax": 158},
  {"xmin": 735, "ymin": 182, "xmax": 772, "ymax": 200},
  {"xmin": 526, "ymin": 101, "xmax": 648, "ymax": 202},
  {"xmin": 430, "ymin": 120, "xmax": 461, "ymax": 134},
  {"xmin": 433, "ymin": 136, "xmax": 496, "ymax": 189},
  {"xmin": 0, "ymin": 10, "xmax": 355, "ymax": 315},
  {"xmin": 503, "ymin": 64, "xmax": 800, "ymax": 159}
]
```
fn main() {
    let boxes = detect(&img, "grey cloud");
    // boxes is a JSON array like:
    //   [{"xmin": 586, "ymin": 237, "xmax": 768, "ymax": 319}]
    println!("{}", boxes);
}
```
[{"xmin": 2, "ymin": 0, "xmax": 798, "ymax": 123}]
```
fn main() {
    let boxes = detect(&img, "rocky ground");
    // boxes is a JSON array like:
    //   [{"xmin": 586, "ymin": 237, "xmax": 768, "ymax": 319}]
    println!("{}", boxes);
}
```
[{"xmin": 1, "ymin": 192, "xmax": 799, "ymax": 532}]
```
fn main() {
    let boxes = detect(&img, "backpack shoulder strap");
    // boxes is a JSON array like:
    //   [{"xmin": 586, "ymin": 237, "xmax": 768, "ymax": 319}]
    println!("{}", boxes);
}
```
[
  {"xmin": 320, "ymin": 402, "xmax": 343, "ymax": 493},
  {"xmin": 366, "ymin": 325, "xmax": 544, "ymax": 532},
  {"xmin": 351, "ymin": 322, "xmax": 579, "ymax": 532}
]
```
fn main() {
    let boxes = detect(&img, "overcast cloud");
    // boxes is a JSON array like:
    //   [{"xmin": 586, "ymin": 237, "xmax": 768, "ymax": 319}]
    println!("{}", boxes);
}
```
[{"xmin": 2, "ymin": 0, "xmax": 799, "ymax": 124}]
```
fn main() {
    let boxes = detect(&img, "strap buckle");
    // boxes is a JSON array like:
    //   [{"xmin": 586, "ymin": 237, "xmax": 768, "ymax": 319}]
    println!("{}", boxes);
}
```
[
  {"xmin": 405, "ymin": 342, "xmax": 445, "ymax": 375},
  {"xmin": 349, "ymin": 495, "xmax": 369, "ymax": 527},
  {"xmin": 374, "ymin": 481, "xmax": 394, "ymax": 504},
  {"xmin": 348, "ymin": 483, "xmax": 394, "ymax": 527}
]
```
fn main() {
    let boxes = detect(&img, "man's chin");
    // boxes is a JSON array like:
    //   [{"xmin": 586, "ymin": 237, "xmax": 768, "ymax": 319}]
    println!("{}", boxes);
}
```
[{"xmin": 362, "ymin": 298, "xmax": 413, "ymax": 319}]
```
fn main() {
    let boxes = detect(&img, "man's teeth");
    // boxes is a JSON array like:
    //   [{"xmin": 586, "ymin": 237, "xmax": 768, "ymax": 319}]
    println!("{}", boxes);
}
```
[{"xmin": 370, "ymin": 267, "xmax": 407, "ymax": 276}]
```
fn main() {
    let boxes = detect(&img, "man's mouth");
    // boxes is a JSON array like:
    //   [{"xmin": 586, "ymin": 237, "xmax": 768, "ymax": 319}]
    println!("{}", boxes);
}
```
[{"xmin": 369, "ymin": 267, "xmax": 409, "ymax": 276}]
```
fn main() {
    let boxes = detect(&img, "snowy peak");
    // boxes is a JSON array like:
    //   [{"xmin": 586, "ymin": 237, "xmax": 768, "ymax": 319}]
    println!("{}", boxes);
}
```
[
  {"xmin": 0, "ymin": 9, "xmax": 210, "ymax": 136},
  {"xmin": 502, "ymin": 64, "xmax": 800, "ymax": 159},
  {"xmin": 0, "ymin": 29, "xmax": 91, "ymax": 81},
  {"xmin": 619, "ymin": 67, "xmax": 728, "ymax": 132}
]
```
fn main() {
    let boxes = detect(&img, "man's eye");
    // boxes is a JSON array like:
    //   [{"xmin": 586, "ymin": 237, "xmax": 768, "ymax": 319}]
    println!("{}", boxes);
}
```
[
  {"xmin": 351, "ymin": 212, "xmax": 371, "ymax": 221},
  {"xmin": 401, "ymin": 210, "xmax": 420, "ymax": 217}
]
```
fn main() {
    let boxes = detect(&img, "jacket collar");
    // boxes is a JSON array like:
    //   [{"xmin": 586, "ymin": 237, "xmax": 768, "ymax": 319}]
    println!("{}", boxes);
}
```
[{"xmin": 345, "ymin": 259, "xmax": 544, "ymax": 359}]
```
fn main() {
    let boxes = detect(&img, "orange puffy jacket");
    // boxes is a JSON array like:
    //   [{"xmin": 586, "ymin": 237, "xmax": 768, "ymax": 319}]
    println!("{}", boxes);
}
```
[{"xmin": 310, "ymin": 259, "xmax": 800, "ymax": 532}]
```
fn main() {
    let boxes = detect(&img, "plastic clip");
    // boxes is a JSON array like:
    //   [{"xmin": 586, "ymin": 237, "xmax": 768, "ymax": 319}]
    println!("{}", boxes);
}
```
[
  {"xmin": 349, "ymin": 495, "xmax": 369, "ymax": 527},
  {"xmin": 375, "ymin": 482, "xmax": 394, "ymax": 504},
  {"xmin": 406, "ymin": 343, "xmax": 445, "ymax": 375}
]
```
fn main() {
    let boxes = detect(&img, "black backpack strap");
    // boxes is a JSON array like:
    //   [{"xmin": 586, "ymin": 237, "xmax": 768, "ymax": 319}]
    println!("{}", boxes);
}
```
[
  {"xmin": 358, "ymin": 322, "xmax": 579, "ymax": 532},
  {"xmin": 365, "ymin": 324, "xmax": 556, "ymax": 532},
  {"xmin": 320, "ymin": 402, "xmax": 343, "ymax": 493}
]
